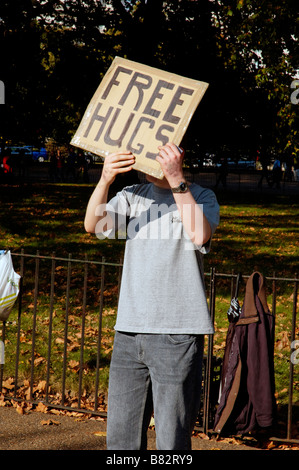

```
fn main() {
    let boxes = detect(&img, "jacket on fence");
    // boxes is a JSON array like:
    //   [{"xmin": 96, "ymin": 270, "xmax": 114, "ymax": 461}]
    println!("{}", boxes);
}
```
[{"xmin": 213, "ymin": 272, "xmax": 276, "ymax": 435}]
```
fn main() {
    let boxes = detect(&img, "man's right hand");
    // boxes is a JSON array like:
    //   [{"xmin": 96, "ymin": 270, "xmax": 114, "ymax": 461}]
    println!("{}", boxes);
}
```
[{"xmin": 101, "ymin": 151, "xmax": 135, "ymax": 186}]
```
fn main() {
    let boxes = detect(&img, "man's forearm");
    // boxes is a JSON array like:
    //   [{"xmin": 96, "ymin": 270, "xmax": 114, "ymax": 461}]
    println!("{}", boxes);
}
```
[
  {"xmin": 172, "ymin": 190, "xmax": 211, "ymax": 247},
  {"xmin": 84, "ymin": 180, "xmax": 111, "ymax": 233}
]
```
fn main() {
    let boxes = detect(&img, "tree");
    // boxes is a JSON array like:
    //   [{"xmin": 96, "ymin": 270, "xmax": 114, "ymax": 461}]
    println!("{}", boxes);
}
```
[
  {"xmin": 0, "ymin": 1, "xmax": 46, "ymax": 146},
  {"xmin": 0, "ymin": 0, "xmax": 114, "ymax": 146},
  {"xmin": 211, "ymin": 0, "xmax": 298, "ymax": 159},
  {"xmin": 0, "ymin": 0, "xmax": 297, "ymax": 160}
]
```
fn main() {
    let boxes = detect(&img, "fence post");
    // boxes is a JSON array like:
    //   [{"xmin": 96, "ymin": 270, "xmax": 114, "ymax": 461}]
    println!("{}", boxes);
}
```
[
  {"xmin": 94, "ymin": 257, "xmax": 105, "ymax": 412},
  {"xmin": 78, "ymin": 254, "xmax": 88, "ymax": 408},
  {"xmin": 61, "ymin": 254, "xmax": 72, "ymax": 406},
  {"xmin": 203, "ymin": 267, "xmax": 216, "ymax": 434},
  {"xmin": 29, "ymin": 251, "xmax": 40, "ymax": 401},
  {"xmin": 0, "ymin": 321, "xmax": 5, "ymax": 397},
  {"xmin": 287, "ymin": 274, "xmax": 298, "ymax": 441},
  {"xmin": 45, "ymin": 252, "xmax": 56, "ymax": 403},
  {"xmin": 14, "ymin": 248, "xmax": 24, "ymax": 398}
]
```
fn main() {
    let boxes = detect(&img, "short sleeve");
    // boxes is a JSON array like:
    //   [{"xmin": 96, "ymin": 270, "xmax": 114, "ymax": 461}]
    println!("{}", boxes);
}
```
[{"xmin": 193, "ymin": 187, "xmax": 220, "ymax": 254}]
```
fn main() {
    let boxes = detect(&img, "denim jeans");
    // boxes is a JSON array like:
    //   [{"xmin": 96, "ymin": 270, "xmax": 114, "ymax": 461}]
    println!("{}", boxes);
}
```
[{"xmin": 106, "ymin": 331, "xmax": 204, "ymax": 450}]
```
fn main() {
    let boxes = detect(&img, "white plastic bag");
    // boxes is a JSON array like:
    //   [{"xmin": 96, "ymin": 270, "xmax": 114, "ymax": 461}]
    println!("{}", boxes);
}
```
[{"xmin": 0, "ymin": 251, "xmax": 21, "ymax": 321}]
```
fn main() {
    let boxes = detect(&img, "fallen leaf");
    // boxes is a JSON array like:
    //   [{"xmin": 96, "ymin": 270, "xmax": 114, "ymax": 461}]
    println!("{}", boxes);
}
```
[
  {"xmin": 37, "ymin": 380, "xmax": 47, "ymax": 393},
  {"xmin": 0, "ymin": 395, "xmax": 7, "ymax": 407},
  {"xmin": 34, "ymin": 356, "xmax": 45, "ymax": 367},
  {"xmin": 197, "ymin": 432, "xmax": 210, "ymax": 440},
  {"xmin": 15, "ymin": 403, "xmax": 26, "ymax": 415},
  {"xmin": 93, "ymin": 431, "xmax": 106, "ymax": 437},
  {"xmin": 2, "ymin": 378, "xmax": 14, "ymax": 390},
  {"xmin": 35, "ymin": 402, "xmax": 48, "ymax": 413},
  {"xmin": 55, "ymin": 338, "xmax": 64, "ymax": 345},
  {"xmin": 41, "ymin": 419, "xmax": 60, "ymax": 426}
]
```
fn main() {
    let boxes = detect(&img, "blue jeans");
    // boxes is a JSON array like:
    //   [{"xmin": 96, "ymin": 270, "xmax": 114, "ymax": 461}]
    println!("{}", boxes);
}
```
[{"xmin": 107, "ymin": 331, "xmax": 204, "ymax": 450}]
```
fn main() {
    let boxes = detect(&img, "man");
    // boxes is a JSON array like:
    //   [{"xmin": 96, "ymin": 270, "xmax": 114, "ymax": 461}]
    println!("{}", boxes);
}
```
[{"xmin": 84, "ymin": 143, "xmax": 219, "ymax": 450}]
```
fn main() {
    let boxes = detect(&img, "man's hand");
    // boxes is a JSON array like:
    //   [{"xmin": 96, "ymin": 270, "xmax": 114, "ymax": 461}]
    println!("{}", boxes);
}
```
[
  {"xmin": 156, "ymin": 142, "xmax": 212, "ymax": 246},
  {"xmin": 101, "ymin": 151, "xmax": 135, "ymax": 185},
  {"xmin": 156, "ymin": 143, "xmax": 185, "ymax": 187}
]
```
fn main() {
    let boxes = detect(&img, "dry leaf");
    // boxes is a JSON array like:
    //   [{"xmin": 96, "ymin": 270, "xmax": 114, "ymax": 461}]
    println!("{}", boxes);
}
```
[
  {"xmin": 35, "ymin": 402, "xmax": 48, "ymax": 413},
  {"xmin": 34, "ymin": 356, "xmax": 45, "ymax": 367},
  {"xmin": 2, "ymin": 378, "xmax": 14, "ymax": 390},
  {"xmin": 16, "ymin": 403, "xmax": 26, "ymax": 415},
  {"xmin": 276, "ymin": 331, "xmax": 289, "ymax": 350},
  {"xmin": 93, "ymin": 431, "xmax": 106, "ymax": 437},
  {"xmin": 37, "ymin": 380, "xmax": 47, "ymax": 392},
  {"xmin": 41, "ymin": 419, "xmax": 60, "ymax": 426},
  {"xmin": 55, "ymin": 338, "xmax": 65, "ymax": 345},
  {"xmin": 68, "ymin": 360, "xmax": 80, "ymax": 372},
  {"xmin": 0, "ymin": 395, "xmax": 7, "ymax": 407},
  {"xmin": 49, "ymin": 408, "xmax": 61, "ymax": 415},
  {"xmin": 197, "ymin": 432, "xmax": 210, "ymax": 440}
]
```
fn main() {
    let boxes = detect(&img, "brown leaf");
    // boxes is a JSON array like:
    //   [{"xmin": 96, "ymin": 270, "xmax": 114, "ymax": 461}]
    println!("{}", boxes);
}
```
[
  {"xmin": 37, "ymin": 380, "xmax": 47, "ymax": 393},
  {"xmin": 34, "ymin": 356, "xmax": 45, "ymax": 367},
  {"xmin": 0, "ymin": 395, "xmax": 7, "ymax": 407},
  {"xmin": 2, "ymin": 378, "xmax": 14, "ymax": 390},
  {"xmin": 55, "ymin": 337, "xmax": 65, "ymax": 345},
  {"xmin": 68, "ymin": 360, "xmax": 80, "ymax": 372},
  {"xmin": 15, "ymin": 403, "xmax": 26, "ymax": 415},
  {"xmin": 93, "ymin": 431, "xmax": 106, "ymax": 437},
  {"xmin": 197, "ymin": 432, "xmax": 210, "ymax": 440},
  {"xmin": 276, "ymin": 331, "xmax": 289, "ymax": 350},
  {"xmin": 67, "ymin": 341, "xmax": 80, "ymax": 352},
  {"xmin": 41, "ymin": 419, "xmax": 60, "ymax": 426},
  {"xmin": 36, "ymin": 402, "xmax": 48, "ymax": 413}
]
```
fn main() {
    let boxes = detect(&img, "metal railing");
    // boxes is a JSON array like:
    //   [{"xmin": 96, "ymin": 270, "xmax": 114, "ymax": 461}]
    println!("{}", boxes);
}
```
[
  {"xmin": 1, "ymin": 250, "xmax": 123, "ymax": 417},
  {"xmin": 204, "ymin": 269, "xmax": 298, "ymax": 444},
  {"xmin": 0, "ymin": 251, "xmax": 298, "ymax": 444}
]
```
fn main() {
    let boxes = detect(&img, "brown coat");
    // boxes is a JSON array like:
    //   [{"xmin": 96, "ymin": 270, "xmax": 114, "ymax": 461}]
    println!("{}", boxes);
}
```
[{"xmin": 213, "ymin": 272, "xmax": 276, "ymax": 435}]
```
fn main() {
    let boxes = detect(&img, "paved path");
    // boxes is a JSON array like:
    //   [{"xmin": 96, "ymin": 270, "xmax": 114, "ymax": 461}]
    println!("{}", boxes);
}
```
[{"xmin": 0, "ymin": 406, "xmax": 257, "ymax": 452}]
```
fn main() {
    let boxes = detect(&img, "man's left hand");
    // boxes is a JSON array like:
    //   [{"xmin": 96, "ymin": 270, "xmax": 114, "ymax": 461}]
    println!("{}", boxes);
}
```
[{"xmin": 156, "ymin": 143, "xmax": 185, "ymax": 186}]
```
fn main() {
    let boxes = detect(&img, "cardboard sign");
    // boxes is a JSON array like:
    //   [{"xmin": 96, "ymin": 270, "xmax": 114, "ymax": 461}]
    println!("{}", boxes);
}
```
[{"xmin": 71, "ymin": 57, "xmax": 208, "ymax": 179}]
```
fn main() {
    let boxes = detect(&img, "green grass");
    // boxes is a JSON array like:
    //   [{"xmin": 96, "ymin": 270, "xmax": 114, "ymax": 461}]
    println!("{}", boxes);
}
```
[
  {"xmin": 0, "ymin": 183, "xmax": 299, "ymax": 408},
  {"xmin": 209, "ymin": 190, "xmax": 299, "ymax": 278}
]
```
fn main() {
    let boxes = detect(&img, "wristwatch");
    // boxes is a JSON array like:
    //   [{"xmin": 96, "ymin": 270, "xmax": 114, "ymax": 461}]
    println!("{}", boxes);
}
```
[{"xmin": 171, "ymin": 181, "xmax": 189, "ymax": 193}]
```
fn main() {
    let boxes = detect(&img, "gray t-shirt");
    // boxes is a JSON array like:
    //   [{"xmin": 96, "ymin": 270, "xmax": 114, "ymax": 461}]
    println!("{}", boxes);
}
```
[{"xmin": 102, "ymin": 182, "xmax": 219, "ymax": 334}]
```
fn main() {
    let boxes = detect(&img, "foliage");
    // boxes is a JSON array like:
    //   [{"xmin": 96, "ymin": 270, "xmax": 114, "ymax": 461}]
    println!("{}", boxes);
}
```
[
  {"xmin": 0, "ymin": 0, "xmax": 297, "ymax": 159},
  {"xmin": 212, "ymin": 0, "xmax": 299, "ymax": 159}
]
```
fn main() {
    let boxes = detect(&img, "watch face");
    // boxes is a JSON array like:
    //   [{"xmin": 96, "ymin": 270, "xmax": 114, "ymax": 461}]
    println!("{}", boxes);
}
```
[
  {"xmin": 172, "ymin": 181, "xmax": 188, "ymax": 192},
  {"xmin": 179, "ymin": 182, "xmax": 188, "ymax": 191}
]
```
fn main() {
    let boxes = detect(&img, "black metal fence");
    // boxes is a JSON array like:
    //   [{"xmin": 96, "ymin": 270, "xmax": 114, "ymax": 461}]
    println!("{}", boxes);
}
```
[{"xmin": 0, "ymin": 251, "xmax": 298, "ymax": 444}]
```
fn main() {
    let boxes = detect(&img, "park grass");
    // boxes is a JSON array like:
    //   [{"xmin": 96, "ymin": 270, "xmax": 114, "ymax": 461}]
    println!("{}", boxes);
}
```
[{"xmin": 0, "ymin": 182, "xmax": 299, "ymax": 407}]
